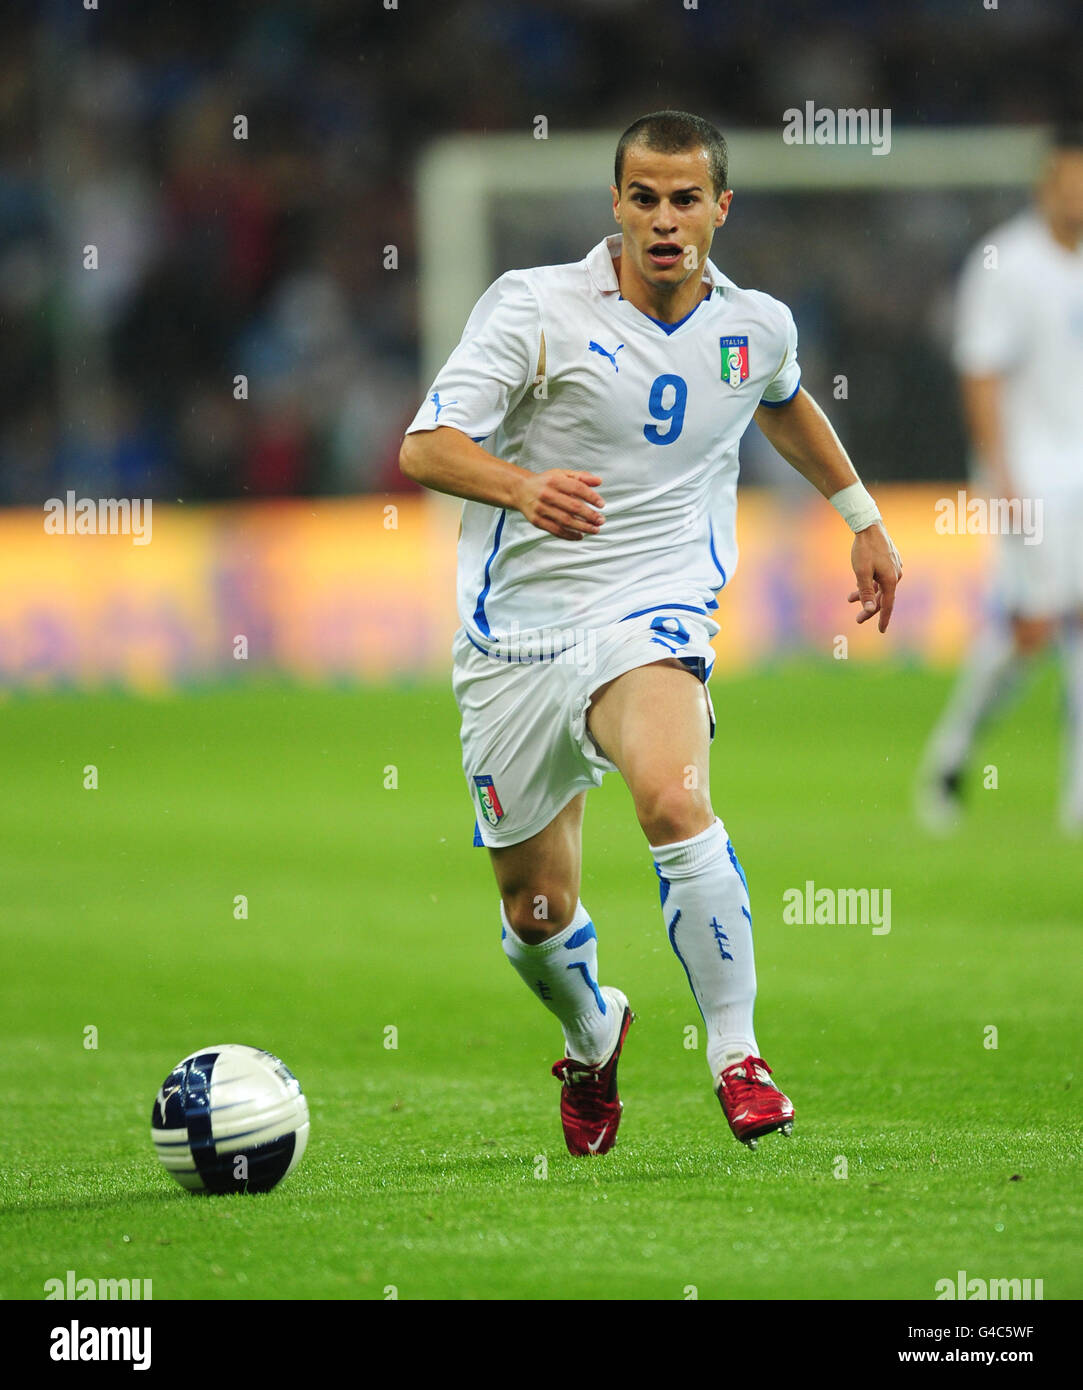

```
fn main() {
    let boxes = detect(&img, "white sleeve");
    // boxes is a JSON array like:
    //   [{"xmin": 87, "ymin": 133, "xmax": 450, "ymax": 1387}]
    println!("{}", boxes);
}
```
[
  {"xmin": 759, "ymin": 301, "xmax": 802, "ymax": 406},
  {"xmin": 953, "ymin": 244, "xmax": 1019, "ymax": 375},
  {"xmin": 405, "ymin": 272, "xmax": 540, "ymax": 441}
]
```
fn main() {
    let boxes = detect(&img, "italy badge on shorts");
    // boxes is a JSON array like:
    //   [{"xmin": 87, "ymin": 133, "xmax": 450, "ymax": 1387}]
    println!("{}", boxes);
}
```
[
  {"xmin": 473, "ymin": 774, "xmax": 505, "ymax": 827},
  {"xmin": 720, "ymin": 335, "xmax": 750, "ymax": 389}
]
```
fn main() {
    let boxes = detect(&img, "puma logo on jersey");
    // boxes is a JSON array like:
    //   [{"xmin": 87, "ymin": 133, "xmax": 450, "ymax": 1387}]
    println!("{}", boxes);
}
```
[
  {"xmin": 431, "ymin": 391, "xmax": 458, "ymax": 420},
  {"xmin": 588, "ymin": 340, "xmax": 624, "ymax": 373}
]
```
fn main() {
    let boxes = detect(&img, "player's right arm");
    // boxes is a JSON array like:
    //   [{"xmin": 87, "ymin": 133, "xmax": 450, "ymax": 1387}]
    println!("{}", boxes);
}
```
[
  {"xmin": 399, "ymin": 427, "xmax": 605, "ymax": 542},
  {"xmin": 399, "ymin": 271, "xmax": 605, "ymax": 541}
]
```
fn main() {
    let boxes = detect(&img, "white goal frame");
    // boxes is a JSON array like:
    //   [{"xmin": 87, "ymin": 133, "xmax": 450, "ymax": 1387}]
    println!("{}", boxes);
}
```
[{"xmin": 416, "ymin": 125, "xmax": 1045, "ymax": 386}]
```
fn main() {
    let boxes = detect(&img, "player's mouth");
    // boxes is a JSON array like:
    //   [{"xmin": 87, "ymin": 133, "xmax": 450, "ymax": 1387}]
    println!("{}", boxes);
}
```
[{"xmin": 646, "ymin": 241, "xmax": 683, "ymax": 268}]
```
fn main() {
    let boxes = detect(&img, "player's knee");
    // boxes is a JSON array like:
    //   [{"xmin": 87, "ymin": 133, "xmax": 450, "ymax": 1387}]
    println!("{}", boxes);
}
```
[
  {"xmin": 501, "ymin": 886, "xmax": 577, "ymax": 941},
  {"xmin": 636, "ymin": 782, "xmax": 713, "ymax": 847}
]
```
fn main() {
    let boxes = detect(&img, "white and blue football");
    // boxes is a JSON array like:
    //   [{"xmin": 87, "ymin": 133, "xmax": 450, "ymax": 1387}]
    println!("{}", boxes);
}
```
[{"xmin": 151, "ymin": 1044, "xmax": 309, "ymax": 1194}]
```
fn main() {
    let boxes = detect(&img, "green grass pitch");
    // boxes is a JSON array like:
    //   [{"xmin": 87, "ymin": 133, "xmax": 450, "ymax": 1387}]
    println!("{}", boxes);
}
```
[{"xmin": 1, "ymin": 662, "xmax": 1079, "ymax": 1301}]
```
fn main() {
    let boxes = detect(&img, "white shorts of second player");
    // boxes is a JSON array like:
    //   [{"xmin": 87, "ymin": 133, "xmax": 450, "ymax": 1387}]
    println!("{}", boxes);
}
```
[
  {"xmin": 453, "ymin": 608, "xmax": 720, "ymax": 849},
  {"xmin": 991, "ymin": 491, "xmax": 1083, "ymax": 620}
]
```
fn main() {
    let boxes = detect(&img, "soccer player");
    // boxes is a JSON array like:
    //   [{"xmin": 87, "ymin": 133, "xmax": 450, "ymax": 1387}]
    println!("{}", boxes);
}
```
[
  {"xmin": 918, "ymin": 125, "xmax": 1083, "ymax": 834},
  {"xmin": 400, "ymin": 111, "xmax": 902, "ymax": 1154}
]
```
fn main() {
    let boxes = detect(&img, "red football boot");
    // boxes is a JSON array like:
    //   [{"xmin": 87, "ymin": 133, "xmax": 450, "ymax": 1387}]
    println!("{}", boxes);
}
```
[
  {"xmin": 551, "ymin": 988, "xmax": 633, "ymax": 1156},
  {"xmin": 716, "ymin": 1055, "xmax": 795, "ymax": 1149}
]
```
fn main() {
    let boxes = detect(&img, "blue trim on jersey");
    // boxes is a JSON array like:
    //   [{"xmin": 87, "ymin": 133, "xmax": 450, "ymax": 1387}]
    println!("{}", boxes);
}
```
[
  {"xmin": 618, "ymin": 294, "xmax": 705, "ymax": 335},
  {"xmin": 707, "ymin": 519, "xmax": 728, "ymax": 590},
  {"xmin": 473, "ymin": 818, "xmax": 484, "ymax": 846},
  {"xmin": 472, "ymin": 509, "xmax": 507, "ymax": 638},
  {"xmin": 758, "ymin": 377, "xmax": 801, "ymax": 408},
  {"xmin": 471, "ymin": 435, "xmax": 489, "ymax": 444},
  {"xmin": 620, "ymin": 603, "xmax": 708, "ymax": 622}
]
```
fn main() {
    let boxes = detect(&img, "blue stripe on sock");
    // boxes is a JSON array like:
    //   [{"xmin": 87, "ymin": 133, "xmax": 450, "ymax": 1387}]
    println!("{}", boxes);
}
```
[
  {"xmin": 726, "ymin": 837, "xmax": 749, "ymax": 895},
  {"xmin": 566, "ymin": 960, "xmax": 605, "ymax": 1013},
  {"xmin": 564, "ymin": 922, "xmax": 597, "ymax": 950},
  {"xmin": 654, "ymin": 861, "xmax": 671, "ymax": 908},
  {"xmin": 666, "ymin": 909, "xmax": 706, "ymax": 1024}
]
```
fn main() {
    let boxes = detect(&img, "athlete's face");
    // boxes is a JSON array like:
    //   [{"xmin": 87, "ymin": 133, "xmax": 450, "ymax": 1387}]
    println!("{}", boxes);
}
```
[
  {"xmin": 1040, "ymin": 150, "xmax": 1083, "ymax": 242},
  {"xmin": 611, "ymin": 145, "xmax": 731, "ymax": 294}
]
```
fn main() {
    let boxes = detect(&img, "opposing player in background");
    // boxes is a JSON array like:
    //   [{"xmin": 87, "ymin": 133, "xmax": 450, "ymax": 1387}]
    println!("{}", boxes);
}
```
[
  {"xmin": 918, "ymin": 126, "xmax": 1083, "ymax": 833},
  {"xmin": 400, "ymin": 111, "xmax": 902, "ymax": 1154}
]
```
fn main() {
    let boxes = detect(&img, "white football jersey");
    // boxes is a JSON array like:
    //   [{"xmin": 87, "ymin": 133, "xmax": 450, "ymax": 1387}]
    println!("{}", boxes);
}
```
[
  {"xmin": 405, "ymin": 233, "xmax": 801, "ymax": 658},
  {"xmin": 953, "ymin": 210, "xmax": 1083, "ymax": 498}
]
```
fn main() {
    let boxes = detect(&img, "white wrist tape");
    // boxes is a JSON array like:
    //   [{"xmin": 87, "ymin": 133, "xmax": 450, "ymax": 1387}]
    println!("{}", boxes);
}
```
[{"xmin": 829, "ymin": 481, "xmax": 881, "ymax": 533}]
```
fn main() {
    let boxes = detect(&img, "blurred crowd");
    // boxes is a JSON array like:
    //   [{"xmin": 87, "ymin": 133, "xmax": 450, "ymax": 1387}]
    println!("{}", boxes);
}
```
[{"xmin": 0, "ymin": 0, "xmax": 1078, "ymax": 503}]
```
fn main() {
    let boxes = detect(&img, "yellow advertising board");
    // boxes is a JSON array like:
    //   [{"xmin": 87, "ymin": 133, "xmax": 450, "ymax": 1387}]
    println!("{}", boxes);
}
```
[{"xmin": 0, "ymin": 487, "xmax": 989, "ymax": 692}]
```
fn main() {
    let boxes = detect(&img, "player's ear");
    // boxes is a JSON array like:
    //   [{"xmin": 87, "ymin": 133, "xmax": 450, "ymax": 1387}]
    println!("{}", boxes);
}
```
[
  {"xmin": 610, "ymin": 184, "xmax": 621, "ymax": 222},
  {"xmin": 715, "ymin": 189, "xmax": 733, "ymax": 228}
]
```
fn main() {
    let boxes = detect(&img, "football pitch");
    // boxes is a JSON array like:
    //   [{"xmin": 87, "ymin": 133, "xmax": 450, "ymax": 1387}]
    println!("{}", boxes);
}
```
[{"xmin": 1, "ymin": 662, "xmax": 1080, "ymax": 1302}]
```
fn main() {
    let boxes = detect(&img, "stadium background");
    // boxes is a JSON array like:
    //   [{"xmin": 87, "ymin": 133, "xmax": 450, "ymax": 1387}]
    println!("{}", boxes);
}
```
[
  {"xmin": 0, "ymin": 0, "xmax": 1076, "ymax": 686},
  {"xmin": 2, "ymin": 0, "xmax": 1081, "ymax": 1312}
]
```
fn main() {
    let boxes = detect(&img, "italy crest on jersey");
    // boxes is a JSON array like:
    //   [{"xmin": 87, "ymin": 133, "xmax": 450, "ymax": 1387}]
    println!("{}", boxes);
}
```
[
  {"xmin": 720, "ymin": 336, "xmax": 750, "ymax": 389},
  {"xmin": 473, "ymin": 774, "xmax": 505, "ymax": 826}
]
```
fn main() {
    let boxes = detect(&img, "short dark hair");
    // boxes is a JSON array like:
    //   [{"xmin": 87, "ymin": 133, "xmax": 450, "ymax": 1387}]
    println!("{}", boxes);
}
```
[{"xmin": 614, "ymin": 110, "xmax": 729, "ymax": 196}]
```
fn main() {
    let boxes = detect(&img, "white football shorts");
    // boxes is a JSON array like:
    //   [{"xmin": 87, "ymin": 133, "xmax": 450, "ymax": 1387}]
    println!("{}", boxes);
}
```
[
  {"xmin": 452, "ymin": 607, "xmax": 720, "ymax": 849},
  {"xmin": 990, "ymin": 491, "xmax": 1083, "ymax": 619}
]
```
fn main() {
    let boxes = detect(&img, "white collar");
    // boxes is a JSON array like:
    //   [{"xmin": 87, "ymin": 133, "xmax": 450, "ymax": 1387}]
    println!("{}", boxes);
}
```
[{"xmin": 586, "ymin": 232, "xmax": 733, "ymax": 293}]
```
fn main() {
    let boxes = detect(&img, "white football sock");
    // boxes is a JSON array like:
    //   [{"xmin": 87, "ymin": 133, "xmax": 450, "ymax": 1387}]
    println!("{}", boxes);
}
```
[
  {"xmin": 924, "ymin": 621, "xmax": 1029, "ymax": 777},
  {"xmin": 650, "ymin": 817, "xmax": 758, "ymax": 1081},
  {"xmin": 500, "ymin": 899, "xmax": 617, "ymax": 1065},
  {"xmin": 1060, "ymin": 619, "xmax": 1083, "ymax": 828}
]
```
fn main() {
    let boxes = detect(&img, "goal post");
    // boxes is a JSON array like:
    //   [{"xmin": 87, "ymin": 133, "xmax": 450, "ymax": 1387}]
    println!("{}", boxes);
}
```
[{"xmin": 416, "ymin": 125, "xmax": 1046, "ymax": 387}]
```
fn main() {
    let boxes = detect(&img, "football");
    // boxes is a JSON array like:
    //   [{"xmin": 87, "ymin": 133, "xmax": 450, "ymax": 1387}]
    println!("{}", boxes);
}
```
[{"xmin": 151, "ymin": 1044, "xmax": 310, "ymax": 1195}]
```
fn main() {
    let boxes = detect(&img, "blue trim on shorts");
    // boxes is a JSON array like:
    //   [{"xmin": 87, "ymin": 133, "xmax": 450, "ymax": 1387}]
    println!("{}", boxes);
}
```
[
  {"xmin": 620, "ymin": 603, "xmax": 709, "ymax": 622},
  {"xmin": 472, "ymin": 509, "xmax": 507, "ymax": 638}
]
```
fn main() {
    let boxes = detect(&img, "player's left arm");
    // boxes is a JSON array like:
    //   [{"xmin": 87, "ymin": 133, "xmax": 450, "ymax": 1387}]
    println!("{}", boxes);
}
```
[{"xmin": 754, "ymin": 387, "xmax": 902, "ymax": 633}]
